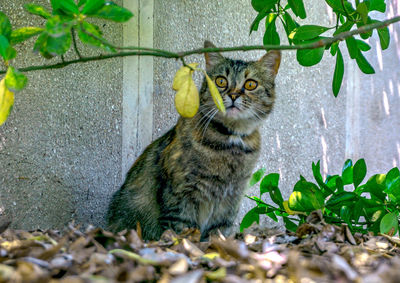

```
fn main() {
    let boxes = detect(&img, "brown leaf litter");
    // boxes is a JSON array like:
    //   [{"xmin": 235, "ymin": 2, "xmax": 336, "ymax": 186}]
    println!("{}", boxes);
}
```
[{"xmin": 1, "ymin": 214, "xmax": 400, "ymax": 282}]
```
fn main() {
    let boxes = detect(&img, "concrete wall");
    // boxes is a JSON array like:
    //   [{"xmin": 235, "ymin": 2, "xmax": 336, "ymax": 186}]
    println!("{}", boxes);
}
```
[
  {"xmin": 0, "ymin": 0, "xmax": 123, "ymax": 229},
  {"xmin": 0, "ymin": 0, "xmax": 399, "ymax": 230}
]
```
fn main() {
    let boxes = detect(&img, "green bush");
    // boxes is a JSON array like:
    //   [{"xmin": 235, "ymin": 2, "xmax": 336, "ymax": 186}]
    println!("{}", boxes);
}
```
[{"xmin": 241, "ymin": 159, "xmax": 400, "ymax": 236}]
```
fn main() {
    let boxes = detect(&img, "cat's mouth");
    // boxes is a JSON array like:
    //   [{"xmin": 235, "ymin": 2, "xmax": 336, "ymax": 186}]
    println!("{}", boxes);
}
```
[{"xmin": 226, "ymin": 105, "xmax": 241, "ymax": 116}]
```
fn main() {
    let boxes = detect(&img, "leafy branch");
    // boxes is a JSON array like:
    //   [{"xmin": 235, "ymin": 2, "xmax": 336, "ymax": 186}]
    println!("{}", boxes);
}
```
[{"xmin": 1, "ymin": 15, "xmax": 399, "ymax": 76}]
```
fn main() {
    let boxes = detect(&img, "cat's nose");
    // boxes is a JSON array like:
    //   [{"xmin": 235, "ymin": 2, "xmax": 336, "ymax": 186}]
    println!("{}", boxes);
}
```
[{"xmin": 228, "ymin": 92, "xmax": 241, "ymax": 101}]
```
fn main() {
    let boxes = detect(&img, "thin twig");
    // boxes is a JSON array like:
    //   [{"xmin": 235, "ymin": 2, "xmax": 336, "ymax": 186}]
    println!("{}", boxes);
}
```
[
  {"xmin": 0, "ymin": 15, "xmax": 399, "ymax": 75},
  {"xmin": 71, "ymin": 28, "xmax": 82, "ymax": 59}
]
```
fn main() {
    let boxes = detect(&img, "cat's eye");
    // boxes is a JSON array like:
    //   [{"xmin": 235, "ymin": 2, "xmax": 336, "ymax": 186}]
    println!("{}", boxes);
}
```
[
  {"xmin": 244, "ymin": 79, "xmax": 258, "ymax": 91},
  {"xmin": 215, "ymin": 76, "xmax": 228, "ymax": 89}
]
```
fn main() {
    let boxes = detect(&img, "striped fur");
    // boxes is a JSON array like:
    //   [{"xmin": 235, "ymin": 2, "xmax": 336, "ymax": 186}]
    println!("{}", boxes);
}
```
[{"xmin": 106, "ymin": 41, "xmax": 281, "ymax": 240}]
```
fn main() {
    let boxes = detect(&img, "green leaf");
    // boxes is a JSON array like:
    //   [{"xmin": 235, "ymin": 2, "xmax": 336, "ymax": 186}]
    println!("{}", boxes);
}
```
[
  {"xmin": 0, "ymin": 78, "xmax": 15, "ymax": 126},
  {"xmin": 296, "ymin": 46, "xmax": 324, "ymax": 67},
  {"xmin": 46, "ymin": 16, "xmax": 73, "ymax": 36},
  {"xmin": 0, "ymin": 35, "xmax": 16, "ymax": 61},
  {"xmin": 92, "ymin": 2, "xmax": 133, "ymax": 22},
  {"xmin": 249, "ymin": 168, "xmax": 266, "ymax": 187},
  {"xmin": 353, "ymin": 159, "xmax": 367, "ymax": 188},
  {"xmin": 332, "ymin": 47, "xmax": 344, "ymax": 97},
  {"xmin": 333, "ymin": 20, "xmax": 354, "ymax": 36},
  {"xmin": 340, "ymin": 206, "xmax": 352, "ymax": 227},
  {"xmin": 46, "ymin": 33, "xmax": 72, "ymax": 55},
  {"xmin": 385, "ymin": 177, "xmax": 400, "ymax": 203},
  {"xmin": 336, "ymin": 176, "xmax": 344, "ymax": 192},
  {"xmin": 291, "ymin": 25, "xmax": 330, "ymax": 41},
  {"xmin": 357, "ymin": 19, "xmax": 373, "ymax": 39},
  {"xmin": 266, "ymin": 211, "xmax": 278, "ymax": 222},
  {"xmin": 78, "ymin": 0, "xmax": 87, "ymax": 7},
  {"xmin": 345, "ymin": 36, "xmax": 358, "ymax": 59},
  {"xmin": 10, "ymin": 27, "xmax": 44, "ymax": 45},
  {"xmin": 362, "ymin": 174, "xmax": 387, "ymax": 201},
  {"xmin": 281, "ymin": 11, "xmax": 299, "ymax": 43},
  {"xmin": 82, "ymin": 0, "xmax": 106, "ymax": 15},
  {"xmin": 5, "ymin": 66, "xmax": 27, "ymax": 92},
  {"xmin": 312, "ymin": 161, "xmax": 333, "ymax": 196},
  {"xmin": 249, "ymin": 10, "xmax": 268, "ymax": 33},
  {"xmin": 356, "ymin": 39, "xmax": 371, "ymax": 51},
  {"xmin": 325, "ymin": 0, "xmax": 346, "ymax": 13},
  {"xmin": 380, "ymin": 212, "xmax": 399, "ymax": 236},
  {"xmin": 355, "ymin": 51, "xmax": 375, "ymax": 74},
  {"xmin": 77, "ymin": 22, "xmax": 116, "ymax": 52},
  {"xmin": 283, "ymin": 217, "xmax": 298, "ymax": 232},
  {"xmin": 260, "ymin": 173, "xmax": 283, "ymax": 207},
  {"xmin": 0, "ymin": 12, "xmax": 12, "ymax": 39},
  {"xmin": 386, "ymin": 167, "xmax": 400, "ymax": 186},
  {"xmin": 24, "ymin": 4, "xmax": 52, "ymax": 19},
  {"xmin": 356, "ymin": 2, "xmax": 369, "ymax": 24},
  {"xmin": 330, "ymin": 42, "xmax": 338, "ymax": 56},
  {"xmin": 251, "ymin": 0, "xmax": 278, "ymax": 12},
  {"xmin": 377, "ymin": 26, "xmax": 390, "ymax": 50},
  {"xmin": 51, "ymin": 0, "xmax": 79, "ymax": 15},
  {"xmin": 288, "ymin": 0, "xmax": 306, "ymax": 19},
  {"xmin": 326, "ymin": 191, "xmax": 357, "ymax": 208},
  {"xmin": 369, "ymin": 0, "xmax": 386, "ymax": 12},
  {"xmin": 342, "ymin": 159, "xmax": 353, "ymax": 185},
  {"xmin": 240, "ymin": 207, "xmax": 260, "ymax": 232},
  {"xmin": 263, "ymin": 14, "xmax": 280, "ymax": 46},
  {"xmin": 288, "ymin": 180, "xmax": 324, "ymax": 212}
]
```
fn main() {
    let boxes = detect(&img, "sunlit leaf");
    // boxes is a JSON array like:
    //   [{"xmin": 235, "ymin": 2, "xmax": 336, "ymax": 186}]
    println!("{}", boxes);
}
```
[
  {"xmin": 291, "ymin": 25, "xmax": 330, "ymax": 41},
  {"xmin": 205, "ymin": 73, "xmax": 226, "ymax": 114},
  {"xmin": 24, "ymin": 4, "xmax": 51, "ymax": 19},
  {"xmin": 0, "ymin": 78, "xmax": 14, "ymax": 126},
  {"xmin": 172, "ymin": 63, "xmax": 198, "ymax": 91},
  {"xmin": 263, "ymin": 13, "xmax": 280, "ymax": 46},
  {"xmin": 288, "ymin": 180, "xmax": 324, "ymax": 212},
  {"xmin": 174, "ymin": 76, "xmax": 199, "ymax": 118},
  {"xmin": 10, "ymin": 27, "xmax": 44, "ymax": 45},
  {"xmin": 5, "ymin": 66, "xmax": 27, "ymax": 91}
]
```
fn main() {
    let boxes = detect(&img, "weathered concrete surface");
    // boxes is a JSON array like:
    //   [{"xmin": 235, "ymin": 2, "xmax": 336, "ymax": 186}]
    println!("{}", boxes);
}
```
[
  {"xmin": 153, "ymin": 0, "xmax": 347, "ymax": 225},
  {"xmin": 0, "ymin": 0, "xmax": 123, "ymax": 229}
]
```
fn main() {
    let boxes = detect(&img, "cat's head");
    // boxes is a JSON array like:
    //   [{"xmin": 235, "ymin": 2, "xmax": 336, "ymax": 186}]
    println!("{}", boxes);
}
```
[{"xmin": 200, "ymin": 40, "xmax": 281, "ymax": 135}]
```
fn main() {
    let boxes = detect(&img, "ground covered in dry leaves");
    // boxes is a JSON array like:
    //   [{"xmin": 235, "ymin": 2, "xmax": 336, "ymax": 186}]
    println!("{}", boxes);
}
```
[{"xmin": 1, "ymin": 212, "xmax": 400, "ymax": 282}]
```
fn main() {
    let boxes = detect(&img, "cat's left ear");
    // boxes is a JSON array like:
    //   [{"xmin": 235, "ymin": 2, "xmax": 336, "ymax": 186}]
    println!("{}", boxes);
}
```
[
  {"xmin": 204, "ymin": 40, "xmax": 224, "ymax": 71},
  {"xmin": 257, "ymin": 50, "xmax": 281, "ymax": 77}
]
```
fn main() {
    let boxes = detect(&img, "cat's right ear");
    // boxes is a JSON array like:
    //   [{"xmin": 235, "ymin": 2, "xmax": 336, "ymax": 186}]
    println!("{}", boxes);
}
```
[{"xmin": 204, "ymin": 40, "xmax": 224, "ymax": 71}]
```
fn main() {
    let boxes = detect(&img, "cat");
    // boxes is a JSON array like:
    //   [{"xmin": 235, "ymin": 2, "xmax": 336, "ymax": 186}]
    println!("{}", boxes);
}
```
[{"xmin": 106, "ymin": 40, "xmax": 281, "ymax": 240}]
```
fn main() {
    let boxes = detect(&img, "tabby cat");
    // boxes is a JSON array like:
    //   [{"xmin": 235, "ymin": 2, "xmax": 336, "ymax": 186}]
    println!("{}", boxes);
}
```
[{"xmin": 107, "ymin": 41, "xmax": 281, "ymax": 240}]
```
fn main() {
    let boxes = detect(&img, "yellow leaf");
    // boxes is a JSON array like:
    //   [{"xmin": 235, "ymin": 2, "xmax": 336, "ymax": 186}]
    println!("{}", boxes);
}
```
[
  {"xmin": 206, "ymin": 267, "xmax": 227, "ymax": 281},
  {"xmin": 204, "ymin": 72, "xmax": 226, "ymax": 114},
  {"xmin": 202, "ymin": 252, "xmax": 220, "ymax": 260},
  {"xmin": 0, "ymin": 77, "xmax": 14, "ymax": 126},
  {"xmin": 283, "ymin": 200, "xmax": 303, "ymax": 215},
  {"xmin": 172, "ymin": 63, "xmax": 198, "ymax": 91},
  {"xmin": 174, "ymin": 75, "xmax": 199, "ymax": 118}
]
